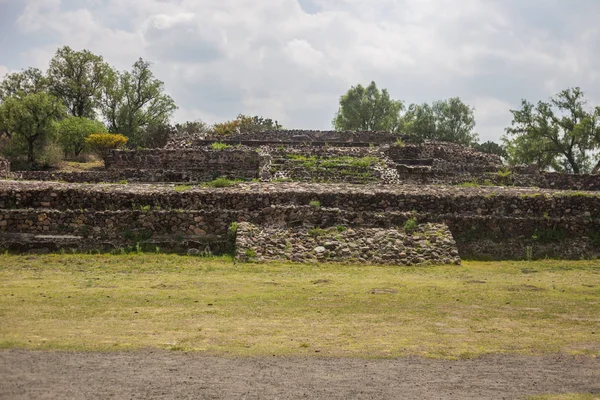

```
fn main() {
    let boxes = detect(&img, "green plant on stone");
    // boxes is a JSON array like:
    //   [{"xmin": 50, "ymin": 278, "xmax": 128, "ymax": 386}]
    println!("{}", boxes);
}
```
[
  {"xmin": 308, "ymin": 227, "xmax": 324, "ymax": 237},
  {"xmin": 496, "ymin": 168, "xmax": 512, "ymax": 178},
  {"xmin": 395, "ymin": 138, "xmax": 405, "ymax": 147},
  {"xmin": 203, "ymin": 177, "xmax": 243, "ymax": 188},
  {"xmin": 403, "ymin": 217, "xmax": 418, "ymax": 234},
  {"xmin": 211, "ymin": 142, "xmax": 232, "ymax": 151},
  {"xmin": 173, "ymin": 184, "xmax": 192, "ymax": 193},
  {"xmin": 457, "ymin": 181, "xmax": 480, "ymax": 187},
  {"xmin": 228, "ymin": 222, "xmax": 238, "ymax": 236},
  {"xmin": 244, "ymin": 248, "xmax": 257, "ymax": 258},
  {"xmin": 336, "ymin": 225, "xmax": 347, "ymax": 232},
  {"xmin": 309, "ymin": 200, "xmax": 321, "ymax": 208}
]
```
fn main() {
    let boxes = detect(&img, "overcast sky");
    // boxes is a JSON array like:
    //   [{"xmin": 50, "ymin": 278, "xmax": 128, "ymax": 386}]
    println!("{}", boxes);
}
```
[{"xmin": 1, "ymin": 0, "xmax": 599, "ymax": 142}]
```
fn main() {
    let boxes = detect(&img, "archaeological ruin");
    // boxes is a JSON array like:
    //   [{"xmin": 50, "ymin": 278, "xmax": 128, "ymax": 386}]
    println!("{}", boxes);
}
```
[{"xmin": 1, "ymin": 130, "xmax": 600, "ymax": 264}]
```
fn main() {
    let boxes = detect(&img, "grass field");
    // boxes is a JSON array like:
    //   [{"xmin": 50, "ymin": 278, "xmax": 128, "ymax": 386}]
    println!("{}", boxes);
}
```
[{"xmin": 0, "ymin": 254, "xmax": 598, "ymax": 359}]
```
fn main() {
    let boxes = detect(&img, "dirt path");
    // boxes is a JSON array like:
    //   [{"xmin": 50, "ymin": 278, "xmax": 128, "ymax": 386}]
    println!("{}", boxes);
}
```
[{"xmin": 0, "ymin": 350, "xmax": 598, "ymax": 399}]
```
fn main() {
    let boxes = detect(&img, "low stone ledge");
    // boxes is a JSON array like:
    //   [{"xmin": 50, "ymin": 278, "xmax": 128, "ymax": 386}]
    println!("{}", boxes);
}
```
[{"xmin": 234, "ymin": 222, "xmax": 461, "ymax": 266}]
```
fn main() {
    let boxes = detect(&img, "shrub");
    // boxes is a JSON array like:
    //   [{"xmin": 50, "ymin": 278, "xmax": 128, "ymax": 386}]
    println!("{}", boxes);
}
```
[
  {"xmin": 403, "ymin": 217, "xmax": 418, "ymax": 234},
  {"xmin": 203, "ymin": 177, "xmax": 242, "ymax": 188},
  {"xmin": 85, "ymin": 133, "xmax": 128, "ymax": 163},
  {"xmin": 38, "ymin": 143, "xmax": 64, "ymax": 169},
  {"xmin": 211, "ymin": 142, "xmax": 232, "ymax": 150}
]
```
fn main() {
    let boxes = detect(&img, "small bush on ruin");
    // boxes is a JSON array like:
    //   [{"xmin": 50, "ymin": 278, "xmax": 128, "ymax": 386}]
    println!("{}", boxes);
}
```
[
  {"xmin": 203, "ymin": 177, "xmax": 242, "ymax": 188},
  {"xmin": 85, "ymin": 133, "xmax": 128, "ymax": 164},
  {"xmin": 309, "ymin": 200, "xmax": 321, "ymax": 208},
  {"xmin": 403, "ymin": 217, "xmax": 418, "ymax": 234}
]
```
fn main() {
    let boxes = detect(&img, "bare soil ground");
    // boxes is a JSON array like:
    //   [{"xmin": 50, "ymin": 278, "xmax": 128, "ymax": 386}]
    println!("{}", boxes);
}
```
[{"xmin": 0, "ymin": 350, "xmax": 598, "ymax": 400}]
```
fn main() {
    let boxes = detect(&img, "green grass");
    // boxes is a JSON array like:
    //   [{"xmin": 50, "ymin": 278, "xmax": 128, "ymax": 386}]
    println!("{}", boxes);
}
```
[
  {"xmin": 173, "ymin": 184, "xmax": 193, "ymax": 193},
  {"xmin": 201, "ymin": 177, "xmax": 243, "ymax": 188},
  {"xmin": 211, "ymin": 142, "xmax": 232, "ymax": 151},
  {"xmin": 0, "ymin": 255, "xmax": 598, "ymax": 358}
]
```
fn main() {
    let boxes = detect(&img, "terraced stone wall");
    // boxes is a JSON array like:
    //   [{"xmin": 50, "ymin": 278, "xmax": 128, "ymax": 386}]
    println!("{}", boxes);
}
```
[
  {"xmin": 0, "ymin": 181, "xmax": 599, "ymax": 259},
  {"xmin": 206, "ymin": 130, "xmax": 400, "ymax": 144},
  {"xmin": 385, "ymin": 142, "xmax": 502, "ymax": 173},
  {"xmin": 104, "ymin": 148, "xmax": 260, "ymax": 180}
]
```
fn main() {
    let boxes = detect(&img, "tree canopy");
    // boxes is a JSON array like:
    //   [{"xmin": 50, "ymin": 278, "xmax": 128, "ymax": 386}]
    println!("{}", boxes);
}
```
[
  {"xmin": 503, "ymin": 87, "xmax": 600, "ymax": 174},
  {"xmin": 47, "ymin": 46, "xmax": 113, "ymax": 119},
  {"xmin": 101, "ymin": 58, "xmax": 177, "ymax": 147},
  {"xmin": 0, "ymin": 92, "xmax": 67, "ymax": 167},
  {"xmin": 333, "ymin": 81, "xmax": 403, "ymax": 132},
  {"xmin": 401, "ymin": 97, "xmax": 479, "ymax": 146},
  {"xmin": 55, "ymin": 116, "xmax": 107, "ymax": 157}
]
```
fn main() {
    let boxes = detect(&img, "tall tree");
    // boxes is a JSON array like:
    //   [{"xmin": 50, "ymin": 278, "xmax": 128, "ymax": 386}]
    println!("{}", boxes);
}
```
[
  {"xmin": 402, "ymin": 97, "xmax": 479, "ymax": 146},
  {"xmin": 333, "ymin": 81, "xmax": 403, "ymax": 132},
  {"xmin": 101, "ymin": 58, "xmax": 177, "ymax": 147},
  {"xmin": 0, "ymin": 92, "xmax": 66, "ymax": 167},
  {"xmin": 0, "ymin": 67, "xmax": 48, "ymax": 103},
  {"xmin": 503, "ymin": 87, "xmax": 600, "ymax": 174},
  {"xmin": 47, "ymin": 46, "xmax": 113, "ymax": 119}
]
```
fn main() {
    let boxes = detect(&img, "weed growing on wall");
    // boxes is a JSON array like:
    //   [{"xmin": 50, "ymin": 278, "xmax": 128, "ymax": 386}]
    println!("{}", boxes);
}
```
[{"xmin": 211, "ymin": 142, "xmax": 232, "ymax": 151}]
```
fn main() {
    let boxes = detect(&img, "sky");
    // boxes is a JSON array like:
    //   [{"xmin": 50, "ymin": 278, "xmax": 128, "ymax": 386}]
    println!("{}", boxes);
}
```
[{"xmin": 0, "ymin": 0, "xmax": 599, "ymax": 142}]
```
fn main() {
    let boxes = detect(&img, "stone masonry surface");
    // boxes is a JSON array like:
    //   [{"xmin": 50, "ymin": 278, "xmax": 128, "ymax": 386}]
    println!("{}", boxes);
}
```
[
  {"xmin": 235, "ymin": 222, "xmax": 461, "ymax": 265},
  {"xmin": 0, "ymin": 180, "xmax": 599, "ymax": 259}
]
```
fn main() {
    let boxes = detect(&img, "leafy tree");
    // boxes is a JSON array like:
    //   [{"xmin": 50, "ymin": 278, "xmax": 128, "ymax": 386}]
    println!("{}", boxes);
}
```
[
  {"xmin": 47, "ymin": 46, "xmax": 113, "ymax": 119},
  {"xmin": 0, "ymin": 92, "xmax": 66, "ymax": 167},
  {"xmin": 138, "ymin": 122, "xmax": 176, "ymax": 148},
  {"xmin": 175, "ymin": 120, "xmax": 210, "ymax": 136},
  {"xmin": 101, "ymin": 58, "xmax": 177, "ymax": 147},
  {"xmin": 503, "ymin": 87, "xmax": 600, "ymax": 174},
  {"xmin": 0, "ymin": 67, "xmax": 48, "ymax": 103},
  {"xmin": 85, "ymin": 133, "xmax": 128, "ymax": 163},
  {"xmin": 212, "ymin": 114, "xmax": 283, "ymax": 136},
  {"xmin": 55, "ymin": 116, "xmax": 107, "ymax": 158},
  {"xmin": 333, "ymin": 81, "xmax": 403, "ymax": 132},
  {"xmin": 473, "ymin": 141, "xmax": 507, "ymax": 158},
  {"xmin": 402, "ymin": 97, "xmax": 479, "ymax": 146}
]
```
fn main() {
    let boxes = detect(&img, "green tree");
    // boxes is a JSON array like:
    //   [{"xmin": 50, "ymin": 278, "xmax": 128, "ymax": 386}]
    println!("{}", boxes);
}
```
[
  {"xmin": 175, "ymin": 120, "xmax": 210, "ymax": 136},
  {"xmin": 333, "ymin": 81, "xmax": 403, "ymax": 132},
  {"xmin": 0, "ymin": 67, "xmax": 48, "ymax": 103},
  {"xmin": 473, "ymin": 141, "xmax": 507, "ymax": 158},
  {"xmin": 402, "ymin": 97, "xmax": 479, "ymax": 146},
  {"xmin": 503, "ymin": 87, "xmax": 600, "ymax": 174},
  {"xmin": 55, "ymin": 116, "xmax": 107, "ymax": 158},
  {"xmin": 47, "ymin": 46, "xmax": 113, "ymax": 119},
  {"xmin": 0, "ymin": 92, "xmax": 66, "ymax": 167},
  {"xmin": 212, "ymin": 114, "xmax": 283, "ymax": 136},
  {"xmin": 101, "ymin": 58, "xmax": 177, "ymax": 147}
]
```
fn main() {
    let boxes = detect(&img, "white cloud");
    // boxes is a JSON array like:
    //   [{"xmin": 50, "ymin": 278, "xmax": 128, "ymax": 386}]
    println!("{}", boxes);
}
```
[{"xmin": 5, "ymin": 0, "xmax": 600, "ymax": 138}]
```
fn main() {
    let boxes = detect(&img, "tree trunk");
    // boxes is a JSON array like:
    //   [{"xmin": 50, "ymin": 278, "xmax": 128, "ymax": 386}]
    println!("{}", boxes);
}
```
[{"xmin": 27, "ymin": 138, "xmax": 36, "ymax": 169}]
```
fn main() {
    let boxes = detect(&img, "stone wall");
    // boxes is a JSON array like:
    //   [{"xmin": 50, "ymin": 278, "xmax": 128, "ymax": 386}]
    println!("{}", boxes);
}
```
[
  {"xmin": 104, "ymin": 148, "xmax": 260, "ymax": 180},
  {"xmin": 205, "ymin": 129, "xmax": 401, "ymax": 144},
  {"xmin": 0, "ymin": 181, "xmax": 598, "ymax": 260},
  {"xmin": 385, "ymin": 142, "xmax": 502, "ymax": 173},
  {"xmin": 235, "ymin": 222, "xmax": 461, "ymax": 265}
]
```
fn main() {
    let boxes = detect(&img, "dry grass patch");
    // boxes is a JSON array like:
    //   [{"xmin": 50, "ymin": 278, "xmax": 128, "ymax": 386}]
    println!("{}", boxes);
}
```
[{"xmin": 0, "ymin": 255, "xmax": 598, "ymax": 359}]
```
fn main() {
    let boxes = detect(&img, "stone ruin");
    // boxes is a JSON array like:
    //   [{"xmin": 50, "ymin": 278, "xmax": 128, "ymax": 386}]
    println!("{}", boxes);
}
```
[{"xmin": 1, "ymin": 130, "xmax": 600, "ymax": 264}]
